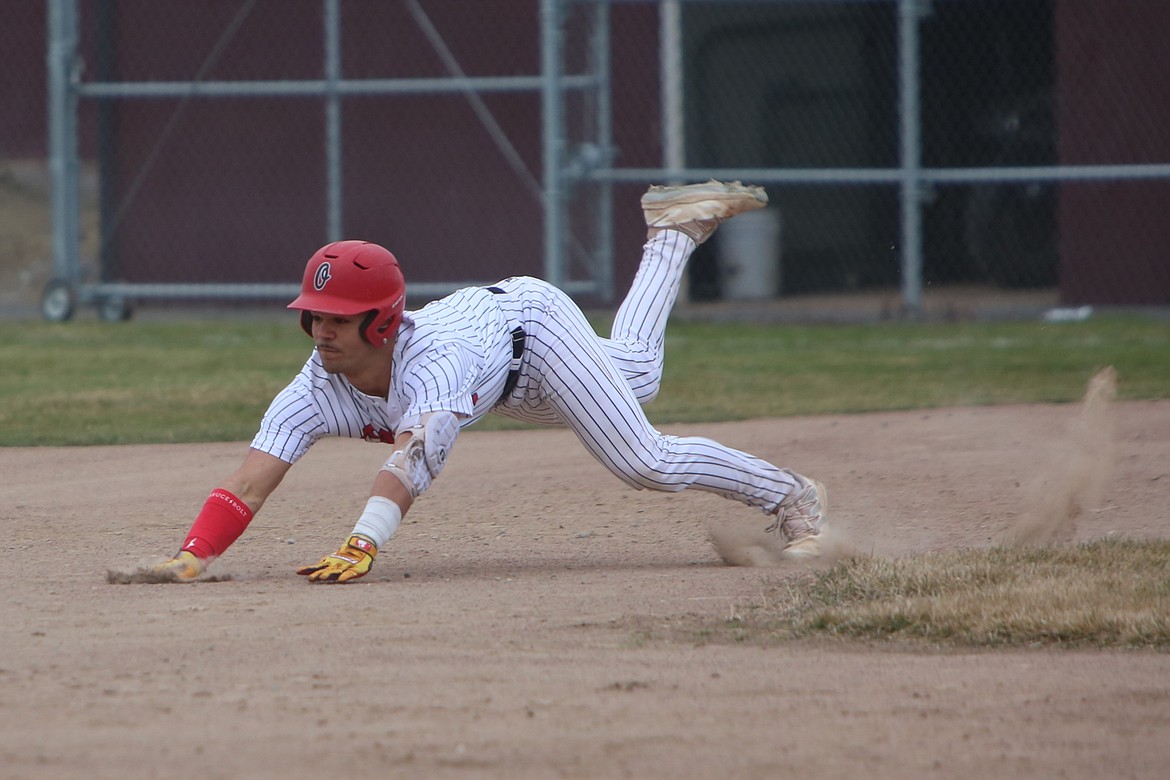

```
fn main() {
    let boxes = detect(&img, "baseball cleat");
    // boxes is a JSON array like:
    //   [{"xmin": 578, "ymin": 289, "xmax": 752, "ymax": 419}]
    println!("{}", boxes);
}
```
[
  {"xmin": 765, "ymin": 470, "xmax": 828, "ymax": 559},
  {"xmin": 641, "ymin": 180, "xmax": 768, "ymax": 245}
]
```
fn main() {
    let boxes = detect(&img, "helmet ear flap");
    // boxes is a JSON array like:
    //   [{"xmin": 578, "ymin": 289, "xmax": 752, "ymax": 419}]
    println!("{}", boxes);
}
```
[
  {"xmin": 360, "ymin": 309, "xmax": 399, "ymax": 345},
  {"xmin": 300, "ymin": 310, "xmax": 313, "ymax": 337},
  {"xmin": 360, "ymin": 310, "xmax": 379, "ymax": 344}
]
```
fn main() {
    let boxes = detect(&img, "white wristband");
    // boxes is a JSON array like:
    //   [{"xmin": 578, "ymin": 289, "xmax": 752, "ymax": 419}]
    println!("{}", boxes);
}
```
[{"xmin": 352, "ymin": 496, "xmax": 403, "ymax": 549}]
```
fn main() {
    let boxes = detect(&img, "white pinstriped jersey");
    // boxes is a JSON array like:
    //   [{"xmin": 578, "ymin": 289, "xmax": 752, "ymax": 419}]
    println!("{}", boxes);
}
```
[
  {"xmin": 252, "ymin": 231, "xmax": 800, "ymax": 515},
  {"xmin": 251, "ymin": 285, "xmax": 516, "ymax": 464}
]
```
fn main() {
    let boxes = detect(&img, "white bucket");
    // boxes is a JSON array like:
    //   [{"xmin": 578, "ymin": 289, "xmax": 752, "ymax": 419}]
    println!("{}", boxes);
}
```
[{"xmin": 719, "ymin": 207, "xmax": 782, "ymax": 300}]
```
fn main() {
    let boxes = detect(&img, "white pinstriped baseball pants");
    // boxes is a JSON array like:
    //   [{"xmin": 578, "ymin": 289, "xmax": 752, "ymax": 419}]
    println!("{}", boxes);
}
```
[{"xmin": 491, "ymin": 230, "xmax": 797, "ymax": 514}]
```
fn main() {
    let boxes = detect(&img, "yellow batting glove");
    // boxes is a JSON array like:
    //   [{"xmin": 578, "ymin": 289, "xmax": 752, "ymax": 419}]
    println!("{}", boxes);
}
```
[
  {"xmin": 296, "ymin": 534, "xmax": 377, "ymax": 583},
  {"xmin": 149, "ymin": 551, "xmax": 204, "ymax": 582}
]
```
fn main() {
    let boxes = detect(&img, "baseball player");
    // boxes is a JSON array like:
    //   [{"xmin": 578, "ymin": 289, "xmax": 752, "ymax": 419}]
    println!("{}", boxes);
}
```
[{"xmin": 151, "ymin": 180, "xmax": 828, "ymax": 583}]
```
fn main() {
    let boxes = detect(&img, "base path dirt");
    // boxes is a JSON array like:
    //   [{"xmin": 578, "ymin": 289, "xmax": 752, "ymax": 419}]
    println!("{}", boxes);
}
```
[{"xmin": 2, "ymin": 400, "xmax": 1168, "ymax": 779}]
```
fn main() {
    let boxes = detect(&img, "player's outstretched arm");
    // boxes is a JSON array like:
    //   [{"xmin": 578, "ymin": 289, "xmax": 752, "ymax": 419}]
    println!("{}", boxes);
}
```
[
  {"xmin": 298, "ymin": 411, "xmax": 459, "ymax": 583},
  {"xmin": 297, "ymin": 445, "xmax": 415, "ymax": 583},
  {"xmin": 151, "ymin": 449, "xmax": 292, "ymax": 581}
]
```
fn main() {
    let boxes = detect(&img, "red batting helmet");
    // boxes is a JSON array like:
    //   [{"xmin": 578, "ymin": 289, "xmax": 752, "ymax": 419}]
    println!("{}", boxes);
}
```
[{"xmin": 287, "ymin": 240, "xmax": 406, "ymax": 345}]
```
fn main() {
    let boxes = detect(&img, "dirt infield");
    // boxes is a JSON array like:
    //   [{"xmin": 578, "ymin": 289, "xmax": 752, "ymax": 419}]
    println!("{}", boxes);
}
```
[{"xmin": 2, "ymin": 399, "xmax": 1169, "ymax": 779}]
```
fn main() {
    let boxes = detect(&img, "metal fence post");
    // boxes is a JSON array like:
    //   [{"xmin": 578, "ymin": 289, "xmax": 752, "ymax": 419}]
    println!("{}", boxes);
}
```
[
  {"xmin": 898, "ymin": 0, "xmax": 924, "ymax": 317},
  {"xmin": 541, "ymin": 0, "xmax": 566, "ymax": 290},
  {"xmin": 324, "ymin": 0, "xmax": 344, "ymax": 243},
  {"xmin": 46, "ymin": 0, "xmax": 82, "ymax": 307},
  {"xmin": 660, "ymin": 0, "xmax": 684, "ymax": 179},
  {"xmin": 591, "ymin": 0, "xmax": 614, "ymax": 303}
]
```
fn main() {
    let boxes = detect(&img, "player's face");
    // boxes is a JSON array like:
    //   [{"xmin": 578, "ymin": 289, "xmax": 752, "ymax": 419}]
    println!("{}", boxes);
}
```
[{"xmin": 310, "ymin": 312, "xmax": 377, "ymax": 374}]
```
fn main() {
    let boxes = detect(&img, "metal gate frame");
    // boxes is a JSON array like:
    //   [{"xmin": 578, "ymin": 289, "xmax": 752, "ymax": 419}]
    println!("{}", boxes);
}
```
[
  {"xmin": 44, "ymin": 0, "xmax": 612, "ymax": 320},
  {"xmin": 47, "ymin": 0, "xmax": 1170, "ymax": 321},
  {"xmin": 605, "ymin": 0, "xmax": 1170, "ymax": 317}
]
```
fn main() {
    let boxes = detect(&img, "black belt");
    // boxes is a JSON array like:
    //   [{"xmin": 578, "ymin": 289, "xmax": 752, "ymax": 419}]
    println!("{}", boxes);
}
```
[{"xmin": 488, "ymin": 286, "xmax": 526, "ymax": 401}]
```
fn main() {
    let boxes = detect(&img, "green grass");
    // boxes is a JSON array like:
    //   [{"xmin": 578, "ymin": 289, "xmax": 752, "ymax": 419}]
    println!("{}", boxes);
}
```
[
  {"xmin": 653, "ymin": 314, "xmax": 1170, "ymax": 421},
  {"xmin": 0, "ymin": 318, "xmax": 307, "ymax": 445},
  {"xmin": 0, "ymin": 312, "xmax": 1168, "ymax": 446}
]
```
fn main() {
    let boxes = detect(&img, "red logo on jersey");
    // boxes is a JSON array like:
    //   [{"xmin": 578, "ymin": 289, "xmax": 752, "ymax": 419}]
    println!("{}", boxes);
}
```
[{"xmin": 361, "ymin": 424, "xmax": 395, "ymax": 444}]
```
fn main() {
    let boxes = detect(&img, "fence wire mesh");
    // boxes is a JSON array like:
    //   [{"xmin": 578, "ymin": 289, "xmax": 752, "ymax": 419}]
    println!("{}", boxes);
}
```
[{"xmin": 3, "ymin": 0, "xmax": 1168, "ymax": 319}]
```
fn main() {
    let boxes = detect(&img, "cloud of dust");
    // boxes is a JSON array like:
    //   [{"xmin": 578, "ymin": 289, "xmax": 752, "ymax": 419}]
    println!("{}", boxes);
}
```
[
  {"xmin": 106, "ymin": 557, "xmax": 232, "ymax": 584},
  {"xmin": 707, "ymin": 524, "xmax": 789, "ymax": 567},
  {"xmin": 106, "ymin": 560, "xmax": 187, "ymax": 584},
  {"xmin": 708, "ymin": 366, "xmax": 1117, "ymax": 565},
  {"xmin": 707, "ymin": 519, "xmax": 854, "ymax": 568},
  {"xmin": 998, "ymin": 366, "xmax": 1117, "ymax": 547}
]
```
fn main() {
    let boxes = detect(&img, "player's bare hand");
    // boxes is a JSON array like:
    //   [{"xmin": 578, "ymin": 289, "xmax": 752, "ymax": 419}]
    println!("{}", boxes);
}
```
[
  {"xmin": 296, "ymin": 534, "xmax": 377, "ymax": 583},
  {"xmin": 149, "ymin": 551, "xmax": 204, "ymax": 582}
]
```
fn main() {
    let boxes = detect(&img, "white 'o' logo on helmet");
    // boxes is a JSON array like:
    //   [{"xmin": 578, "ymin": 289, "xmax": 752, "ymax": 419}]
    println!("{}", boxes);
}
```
[{"xmin": 313, "ymin": 262, "xmax": 332, "ymax": 291}]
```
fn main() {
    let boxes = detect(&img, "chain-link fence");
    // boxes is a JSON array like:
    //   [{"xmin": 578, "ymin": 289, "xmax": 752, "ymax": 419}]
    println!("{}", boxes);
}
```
[{"xmin": 4, "ymin": 1, "xmax": 1169, "ymax": 321}]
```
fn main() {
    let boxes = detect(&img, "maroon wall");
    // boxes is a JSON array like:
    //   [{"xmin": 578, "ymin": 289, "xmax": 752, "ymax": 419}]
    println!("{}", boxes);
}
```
[
  {"xmin": 1055, "ymin": 1, "xmax": 1170, "ymax": 304},
  {"xmin": 10, "ymin": 3, "xmax": 1170, "ymax": 305},
  {"xmin": 90, "ymin": 1, "xmax": 659, "ymax": 298},
  {"xmin": 2, "ymin": 2, "xmax": 47, "ymax": 157}
]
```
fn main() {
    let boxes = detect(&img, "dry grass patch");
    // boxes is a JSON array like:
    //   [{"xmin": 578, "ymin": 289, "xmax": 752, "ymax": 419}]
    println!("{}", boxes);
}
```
[{"xmin": 759, "ymin": 539, "xmax": 1170, "ymax": 648}]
